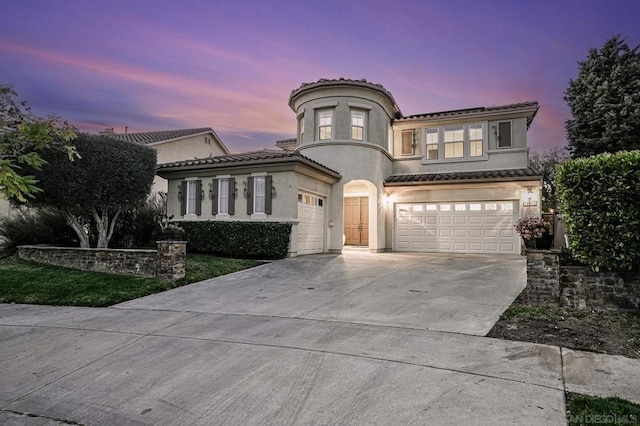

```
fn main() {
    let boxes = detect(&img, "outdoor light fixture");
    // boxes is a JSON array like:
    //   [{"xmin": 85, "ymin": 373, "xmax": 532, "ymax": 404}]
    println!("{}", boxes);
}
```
[{"xmin": 523, "ymin": 186, "xmax": 538, "ymax": 207}]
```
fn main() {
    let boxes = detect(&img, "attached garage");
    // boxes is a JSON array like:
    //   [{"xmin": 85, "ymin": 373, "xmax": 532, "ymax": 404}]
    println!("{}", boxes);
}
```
[
  {"xmin": 297, "ymin": 191, "xmax": 325, "ymax": 255},
  {"xmin": 394, "ymin": 201, "xmax": 519, "ymax": 254}
]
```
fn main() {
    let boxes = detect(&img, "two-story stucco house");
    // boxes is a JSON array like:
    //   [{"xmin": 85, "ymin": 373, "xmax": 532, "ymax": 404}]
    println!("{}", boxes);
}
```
[{"xmin": 159, "ymin": 78, "xmax": 542, "ymax": 256}]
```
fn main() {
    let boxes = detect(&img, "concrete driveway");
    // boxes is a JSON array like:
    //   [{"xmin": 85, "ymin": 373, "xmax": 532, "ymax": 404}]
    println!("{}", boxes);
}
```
[
  {"xmin": 117, "ymin": 251, "xmax": 527, "ymax": 336},
  {"xmin": 1, "ymin": 251, "xmax": 588, "ymax": 425}
]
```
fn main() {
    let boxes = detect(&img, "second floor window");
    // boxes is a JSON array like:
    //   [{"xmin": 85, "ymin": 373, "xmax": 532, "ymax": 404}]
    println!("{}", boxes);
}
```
[
  {"xmin": 497, "ymin": 121, "xmax": 512, "ymax": 148},
  {"xmin": 318, "ymin": 110, "xmax": 332, "ymax": 140},
  {"xmin": 444, "ymin": 126, "xmax": 464, "ymax": 159},
  {"xmin": 469, "ymin": 124, "xmax": 483, "ymax": 157},
  {"xmin": 402, "ymin": 131, "xmax": 414, "ymax": 155},
  {"xmin": 425, "ymin": 128, "xmax": 438, "ymax": 160},
  {"xmin": 351, "ymin": 111, "xmax": 365, "ymax": 141}
]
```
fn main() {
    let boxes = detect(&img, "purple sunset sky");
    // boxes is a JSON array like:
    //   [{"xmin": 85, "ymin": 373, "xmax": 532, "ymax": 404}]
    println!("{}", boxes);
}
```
[{"xmin": 2, "ymin": 0, "xmax": 639, "ymax": 153}]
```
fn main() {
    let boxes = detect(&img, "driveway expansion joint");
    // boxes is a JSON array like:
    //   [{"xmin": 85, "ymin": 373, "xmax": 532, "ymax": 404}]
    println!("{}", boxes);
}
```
[{"xmin": 1, "ymin": 408, "xmax": 85, "ymax": 425}]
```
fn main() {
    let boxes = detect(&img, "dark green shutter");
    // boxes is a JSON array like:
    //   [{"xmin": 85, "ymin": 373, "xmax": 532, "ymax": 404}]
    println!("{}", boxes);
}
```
[
  {"xmin": 246, "ymin": 177, "xmax": 254, "ymax": 214},
  {"xmin": 195, "ymin": 180, "xmax": 202, "ymax": 215},
  {"xmin": 228, "ymin": 177, "xmax": 235, "ymax": 215},
  {"xmin": 180, "ymin": 181, "xmax": 187, "ymax": 216},
  {"xmin": 211, "ymin": 179, "xmax": 218, "ymax": 215},
  {"xmin": 265, "ymin": 175, "xmax": 273, "ymax": 215}
]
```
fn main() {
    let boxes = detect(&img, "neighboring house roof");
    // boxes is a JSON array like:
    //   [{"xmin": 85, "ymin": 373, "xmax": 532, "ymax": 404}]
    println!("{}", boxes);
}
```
[
  {"xmin": 109, "ymin": 127, "xmax": 231, "ymax": 154},
  {"xmin": 396, "ymin": 101, "xmax": 539, "ymax": 127},
  {"xmin": 275, "ymin": 138, "xmax": 297, "ymax": 150},
  {"xmin": 384, "ymin": 167, "xmax": 542, "ymax": 186},
  {"xmin": 289, "ymin": 78, "xmax": 402, "ymax": 118},
  {"xmin": 157, "ymin": 149, "xmax": 341, "ymax": 178}
]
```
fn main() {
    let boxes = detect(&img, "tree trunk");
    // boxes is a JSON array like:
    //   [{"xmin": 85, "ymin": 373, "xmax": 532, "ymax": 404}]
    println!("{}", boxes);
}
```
[
  {"xmin": 92, "ymin": 208, "xmax": 121, "ymax": 248},
  {"xmin": 61, "ymin": 209, "xmax": 91, "ymax": 248}
]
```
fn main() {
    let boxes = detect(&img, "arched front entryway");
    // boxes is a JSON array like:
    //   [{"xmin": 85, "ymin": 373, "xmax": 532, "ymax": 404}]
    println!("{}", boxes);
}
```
[{"xmin": 343, "ymin": 179, "xmax": 379, "ymax": 250}]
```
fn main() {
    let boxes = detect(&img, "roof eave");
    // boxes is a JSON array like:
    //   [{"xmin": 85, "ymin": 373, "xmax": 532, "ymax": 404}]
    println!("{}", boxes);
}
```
[{"xmin": 384, "ymin": 175, "xmax": 542, "ymax": 187}]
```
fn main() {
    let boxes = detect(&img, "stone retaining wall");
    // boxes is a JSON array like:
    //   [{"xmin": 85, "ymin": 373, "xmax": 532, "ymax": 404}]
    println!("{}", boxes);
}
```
[
  {"xmin": 18, "ymin": 241, "xmax": 186, "ymax": 280},
  {"xmin": 525, "ymin": 249, "xmax": 640, "ymax": 310}
]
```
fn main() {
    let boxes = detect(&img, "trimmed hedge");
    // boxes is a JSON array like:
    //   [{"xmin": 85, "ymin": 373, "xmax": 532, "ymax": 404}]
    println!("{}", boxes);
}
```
[
  {"xmin": 556, "ymin": 150, "xmax": 640, "ymax": 271},
  {"xmin": 175, "ymin": 221, "xmax": 292, "ymax": 259}
]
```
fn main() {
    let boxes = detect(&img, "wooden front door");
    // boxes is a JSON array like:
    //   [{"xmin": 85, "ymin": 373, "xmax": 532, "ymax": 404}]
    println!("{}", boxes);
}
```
[{"xmin": 344, "ymin": 197, "xmax": 369, "ymax": 246}]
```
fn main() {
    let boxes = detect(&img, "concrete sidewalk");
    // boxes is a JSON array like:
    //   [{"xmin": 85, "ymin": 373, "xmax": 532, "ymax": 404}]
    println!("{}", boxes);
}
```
[
  {"xmin": 1, "ymin": 252, "xmax": 638, "ymax": 425},
  {"xmin": 1, "ymin": 303, "xmax": 639, "ymax": 425}
]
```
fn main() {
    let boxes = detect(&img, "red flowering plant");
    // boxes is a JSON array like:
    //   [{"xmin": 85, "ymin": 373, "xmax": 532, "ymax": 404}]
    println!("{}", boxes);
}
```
[{"xmin": 514, "ymin": 215, "xmax": 549, "ymax": 240}]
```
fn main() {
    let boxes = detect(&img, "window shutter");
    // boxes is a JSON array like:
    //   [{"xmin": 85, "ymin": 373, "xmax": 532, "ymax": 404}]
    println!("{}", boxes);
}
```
[
  {"xmin": 265, "ymin": 175, "xmax": 273, "ymax": 215},
  {"xmin": 246, "ymin": 177, "xmax": 254, "ymax": 214},
  {"xmin": 211, "ymin": 179, "xmax": 218, "ymax": 215},
  {"xmin": 402, "ymin": 131, "xmax": 413, "ymax": 155},
  {"xmin": 228, "ymin": 178, "xmax": 235, "ymax": 215},
  {"xmin": 180, "ymin": 181, "xmax": 187, "ymax": 216},
  {"xmin": 498, "ymin": 122, "xmax": 512, "ymax": 148},
  {"xmin": 195, "ymin": 180, "xmax": 202, "ymax": 215}
]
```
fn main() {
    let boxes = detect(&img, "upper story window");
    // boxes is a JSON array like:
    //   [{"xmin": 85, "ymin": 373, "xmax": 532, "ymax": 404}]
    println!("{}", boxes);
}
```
[
  {"xmin": 444, "ymin": 126, "xmax": 464, "ymax": 159},
  {"xmin": 497, "ymin": 121, "xmax": 512, "ymax": 148},
  {"xmin": 401, "ymin": 130, "xmax": 414, "ymax": 155},
  {"xmin": 425, "ymin": 128, "xmax": 439, "ymax": 160},
  {"xmin": 469, "ymin": 124, "xmax": 483, "ymax": 157},
  {"xmin": 299, "ymin": 115, "xmax": 305, "ymax": 141},
  {"xmin": 351, "ymin": 110, "xmax": 365, "ymax": 141},
  {"xmin": 318, "ymin": 110, "xmax": 333, "ymax": 140},
  {"xmin": 423, "ymin": 123, "xmax": 486, "ymax": 162}
]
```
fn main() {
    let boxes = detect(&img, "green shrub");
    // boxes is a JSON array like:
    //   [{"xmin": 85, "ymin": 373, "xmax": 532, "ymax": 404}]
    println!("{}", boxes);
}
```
[
  {"xmin": 108, "ymin": 198, "xmax": 165, "ymax": 249},
  {"xmin": 0, "ymin": 208, "xmax": 78, "ymax": 255},
  {"xmin": 556, "ymin": 150, "xmax": 640, "ymax": 271},
  {"xmin": 175, "ymin": 221, "xmax": 292, "ymax": 259}
]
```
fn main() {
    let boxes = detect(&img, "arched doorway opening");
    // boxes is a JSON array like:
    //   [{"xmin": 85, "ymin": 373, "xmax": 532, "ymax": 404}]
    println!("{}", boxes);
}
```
[{"xmin": 343, "ymin": 180, "xmax": 378, "ymax": 248}]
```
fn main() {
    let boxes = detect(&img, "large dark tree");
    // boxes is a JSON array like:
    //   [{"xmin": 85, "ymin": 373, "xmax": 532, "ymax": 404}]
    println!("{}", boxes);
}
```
[
  {"xmin": 564, "ymin": 36, "xmax": 640, "ymax": 158},
  {"xmin": 23, "ymin": 133, "xmax": 157, "ymax": 248},
  {"xmin": 0, "ymin": 84, "xmax": 77, "ymax": 201}
]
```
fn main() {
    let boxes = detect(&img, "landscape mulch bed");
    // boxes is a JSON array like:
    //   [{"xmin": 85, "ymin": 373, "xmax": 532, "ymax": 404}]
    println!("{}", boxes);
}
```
[{"xmin": 488, "ymin": 293, "xmax": 640, "ymax": 359}]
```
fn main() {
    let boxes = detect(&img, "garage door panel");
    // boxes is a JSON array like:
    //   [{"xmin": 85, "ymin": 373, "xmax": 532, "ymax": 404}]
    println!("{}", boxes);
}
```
[
  {"xmin": 297, "ymin": 193, "xmax": 325, "ymax": 255},
  {"xmin": 395, "ymin": 201, "xmax": 518, "ymax": 254}
]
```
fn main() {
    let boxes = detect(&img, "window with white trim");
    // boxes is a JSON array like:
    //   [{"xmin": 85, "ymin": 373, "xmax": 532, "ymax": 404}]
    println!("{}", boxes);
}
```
[
  {"xmin": 423, "ymin": 123, "xmax": 486, "ymax": 161},
  {"xmin": 318, "ymin": 110, "xmax": 332, "ymax": 140},
  {"xmin": 444, "ymin": 125, "xmax": 464, "ymax": 158},
  {"xmin": 425, "ymin": 128, "xmax": 439, "ymax": 160},
  {"xmin": 218, "ymin": 178, "xmax": 229, "ymax": 214},
  {"xmin": 351, "ymin": 110, "xmax": 365, "ymax": 141},
  {"xmin": 469, "ymin": 123, "xmax": 483, "ymax": 157},
  {"xmin": 299, "ymin": 115, "xmax": 304, "ymax": 141},
  {"xmin": 254, "ymin": 176, "xmax": 266, "ymax": 213},
  {"xmin": 186, "ymin": 181, "xmax": 197, "ymax": 215},
  {"xmin": 497, "ymin": 121, "xmax": 512, "ymax": 148}
]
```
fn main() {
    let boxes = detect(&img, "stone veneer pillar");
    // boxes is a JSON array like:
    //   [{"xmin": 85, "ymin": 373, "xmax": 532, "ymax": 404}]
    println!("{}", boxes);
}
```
[{"xmin": 156, "ymin": 240, "xmax": 187, "ymax": 280}]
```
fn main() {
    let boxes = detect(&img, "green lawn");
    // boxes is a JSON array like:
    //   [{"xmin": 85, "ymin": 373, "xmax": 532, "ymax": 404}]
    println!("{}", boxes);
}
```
[
  {"xmin": 567, "ymin": 393, "xmax": 640, "ymax": 425},
  {"xmin": 0, "ymin": 254, "xmax": 262, "ymax": 307}
]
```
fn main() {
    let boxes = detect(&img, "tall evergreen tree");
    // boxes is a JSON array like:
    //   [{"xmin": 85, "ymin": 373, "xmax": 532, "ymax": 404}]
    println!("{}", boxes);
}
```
[{"xmin": 564, "ymin": 36, "xmax": 640, "ymax": 157}]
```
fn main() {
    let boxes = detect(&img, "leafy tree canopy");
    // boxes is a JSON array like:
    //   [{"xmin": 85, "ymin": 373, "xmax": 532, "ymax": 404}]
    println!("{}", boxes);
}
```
[
  {"xmin": 529, "ymin": 147, "xmax": 569, "ymax": 212},
  {"xmin": 24, "ymin": 133, "xmax": 157, "ymax": 248},
  {"xmin": 564, "ymin": 35, "xmax": 640, "ymax": 158},
  {"xmin": 0, "ymin": 84, "xmax": 77, "ymax": 201}
]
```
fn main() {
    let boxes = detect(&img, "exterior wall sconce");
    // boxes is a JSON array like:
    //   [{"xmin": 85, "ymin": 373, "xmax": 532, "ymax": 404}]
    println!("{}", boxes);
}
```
[{"xmin": 523, "ymin": 186, "xmax": 538, "ymax": 207}]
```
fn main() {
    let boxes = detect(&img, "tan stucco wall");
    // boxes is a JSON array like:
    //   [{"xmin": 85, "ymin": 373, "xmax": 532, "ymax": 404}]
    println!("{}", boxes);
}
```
[{"xmin": 153, "ymin": 134, "xmax": 227, "ymax": 165}]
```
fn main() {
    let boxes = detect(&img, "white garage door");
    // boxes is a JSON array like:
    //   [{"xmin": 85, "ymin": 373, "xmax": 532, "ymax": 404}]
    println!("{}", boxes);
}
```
[
  {"xmin": 395, "ymin": 201, "xmax": 518, "ymax": 254},
  {"xmin": 297, "ymin": 192, "xmax": 325, "ymax": 255}
]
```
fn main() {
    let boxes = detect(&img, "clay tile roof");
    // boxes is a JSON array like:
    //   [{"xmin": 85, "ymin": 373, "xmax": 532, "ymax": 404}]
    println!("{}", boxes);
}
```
[
  {"xmin": 289, "ymin": 78, "xmax": 402, "ymax": 117},
  {"xmin": 398, "ymin": 101, "xmax": 539, "ymax": 126},
  {"xmin": 109, "ymin": 127, "xmax": 218, "ymax": 145},
  {"xmin": 384, "ymin": 167, "xmax": 541, "ymax": 185},
  {"xmin": 157, "ymin": 149, "xmax": 341, "ymax": 176}
]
